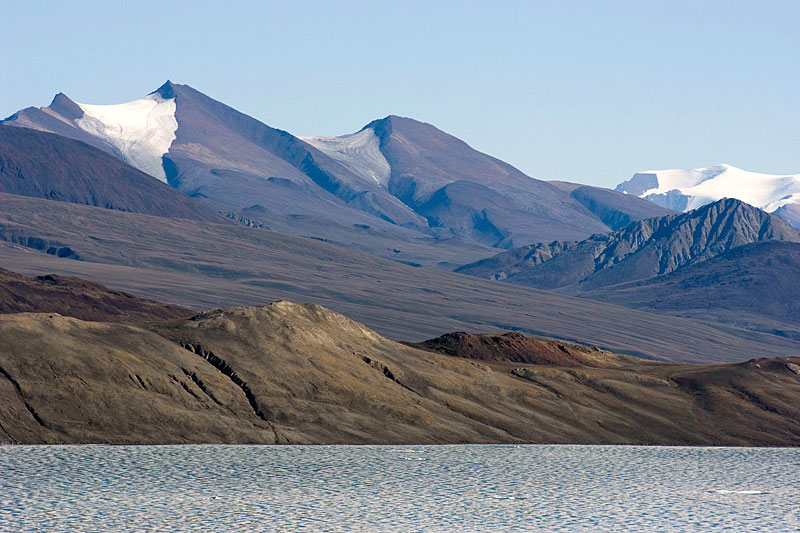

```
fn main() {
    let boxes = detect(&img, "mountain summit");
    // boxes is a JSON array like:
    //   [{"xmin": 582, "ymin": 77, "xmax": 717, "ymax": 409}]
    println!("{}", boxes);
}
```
[{"xmin": 303, "ymin": 114, "xmax": 670, "ymax": 247}]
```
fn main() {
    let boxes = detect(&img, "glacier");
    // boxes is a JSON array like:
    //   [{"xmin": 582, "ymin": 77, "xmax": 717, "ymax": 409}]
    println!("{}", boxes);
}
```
[
  {"xmin": 75, "ymin": 93, "xmax": 178, "ymax": 182},
  {"xmin": 616, "ymin": 164, "xmax": 800, "ymax": 216}
]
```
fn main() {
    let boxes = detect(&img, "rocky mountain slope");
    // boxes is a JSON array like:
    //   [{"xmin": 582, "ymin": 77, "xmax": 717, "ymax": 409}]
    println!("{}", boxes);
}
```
[
  {"xmin": 0, "ymin": 267, "xmax": 192, "ymax": 322},
  {"xmin": 3, "ymin": 82, "xmax": 669, "ymax": 253},
  {"xmin": 582, "ymin": 240, "xmax": 800, "ymax": 339},
  {"xmin": 456, "ymin": 198, "xmax": 800, "ymax": 291},
  {"xmin": 616, "ymin": 164, "xmax": 800, "ymax": 228},
  {"xmin": 306, "ymin": 115, "xmax": 670, "ymax": 247},
  {"xmin": 1, "ymin": 302, "xmax": 798, "ymax": 445},
  {"xmin": 2, "ymin": 192, "xmax": 797, "ymax": 363},
  {"xmin": 3, "ymin": 83, "xmax": 428, "ymax": 231},
  {"xmin": 0, "ymin": 125, "xmax": 222, "ymax": 222}
]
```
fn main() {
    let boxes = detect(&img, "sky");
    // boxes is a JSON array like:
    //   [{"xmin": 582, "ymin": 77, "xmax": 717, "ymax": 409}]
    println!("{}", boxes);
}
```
[{"xmin": 1, "ymin": 0, "xmax": 798, "ymax": 188}]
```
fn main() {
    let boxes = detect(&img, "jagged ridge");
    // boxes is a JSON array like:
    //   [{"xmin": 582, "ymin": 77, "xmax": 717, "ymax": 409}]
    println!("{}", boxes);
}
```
[{"xmin": 456, "ymin": 198, "xmax": 800, "ymax": 291}]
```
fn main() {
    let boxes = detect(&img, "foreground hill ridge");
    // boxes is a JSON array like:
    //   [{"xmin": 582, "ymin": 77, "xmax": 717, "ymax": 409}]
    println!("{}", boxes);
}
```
[
  {"xmin": 0, "ymin": 299, "xmax": 798, "ymax": 446},
  {"xmin": 456, "ymin": 198, "xmax": 800, "ymax": 292}
]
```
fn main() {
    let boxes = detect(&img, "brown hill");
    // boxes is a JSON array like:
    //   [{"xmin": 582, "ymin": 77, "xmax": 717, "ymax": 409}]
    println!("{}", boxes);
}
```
[
  {"xmin": 0, "ymin": 268, "xmax": 192, "ymax": 322},
  {"xmin": 407, "ymin": 331, "xmax": 632, "ymax": 367},
  {"xmin": 0, "ymin": 302, "xmax": 798, "ymax": 445}
]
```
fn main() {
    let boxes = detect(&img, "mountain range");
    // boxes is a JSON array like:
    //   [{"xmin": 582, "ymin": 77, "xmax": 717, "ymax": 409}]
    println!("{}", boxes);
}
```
[
  {"xmin": 456, "ymin": 198, "xmax": 800, "ymax": 338},
  {"xmin": 2, "ymin": 82, "xmax": 671, "ymax": 260},
  {"xmin": 1, "ymin": 80, "xmax": 799, "ymax": 445},
  {"xmin": 457, "ymin": 198, "xmax": 799, "ymax": 289},
  {"xmin": 1, "ymin": 82, "xmax": 797, "ymax": 358},
  {"xmin": 616, "ymin": 164, "xmax": 800, "ymax": 228}
]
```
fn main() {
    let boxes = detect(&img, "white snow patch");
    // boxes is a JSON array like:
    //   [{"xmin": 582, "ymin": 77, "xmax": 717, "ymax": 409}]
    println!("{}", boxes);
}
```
[
  {"xmin": 302, "ymin": 128, "xmax": 391, "ymax": 186},
  {"xmin": 622, "ymin": 164, "xmax": 800, "ymax": 213},
  {"xmin": 75, "ymin": 94, "xmax": 178, "ymax": 182}
]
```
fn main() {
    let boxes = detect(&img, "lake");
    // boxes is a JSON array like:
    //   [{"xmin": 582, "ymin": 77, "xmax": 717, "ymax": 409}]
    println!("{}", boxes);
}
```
[{"xmin": 1, "ymin": 445, "xmax": 798, "ymax": 531}]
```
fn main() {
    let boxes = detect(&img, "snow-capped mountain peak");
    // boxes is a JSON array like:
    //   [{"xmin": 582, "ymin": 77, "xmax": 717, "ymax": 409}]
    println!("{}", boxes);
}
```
[{"xmin": 616, "ymin": 164, "xmax": 800, "ymax": 222}]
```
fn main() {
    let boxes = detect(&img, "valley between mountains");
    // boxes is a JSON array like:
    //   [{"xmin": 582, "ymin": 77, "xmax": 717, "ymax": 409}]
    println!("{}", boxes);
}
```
[{"xmin": 0, "ymin": 81, "xmax": 798, "ymax": 445}]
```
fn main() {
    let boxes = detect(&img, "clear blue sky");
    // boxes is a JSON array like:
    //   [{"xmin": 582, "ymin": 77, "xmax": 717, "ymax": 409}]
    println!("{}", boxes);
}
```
[{"xmin": 2, "ymin": 0, "xmax": 798, "ymax": 187}]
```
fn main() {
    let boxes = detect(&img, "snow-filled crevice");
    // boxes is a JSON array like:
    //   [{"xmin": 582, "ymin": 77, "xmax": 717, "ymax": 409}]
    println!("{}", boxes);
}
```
[{"xmin": 302, "ymin": 128, "xmax": 391, "ymax": 187}]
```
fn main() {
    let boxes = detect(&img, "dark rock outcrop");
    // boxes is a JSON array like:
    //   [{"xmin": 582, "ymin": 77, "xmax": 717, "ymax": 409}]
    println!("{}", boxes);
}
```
[{"xmin": 407, "ymin": 331, "xmax": 625, "ymax": 367}]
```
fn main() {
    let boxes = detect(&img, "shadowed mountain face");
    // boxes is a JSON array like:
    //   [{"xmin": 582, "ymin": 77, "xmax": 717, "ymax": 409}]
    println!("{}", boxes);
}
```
[
  {"xmin": 549, "ymin": 181, "xmax": 676, "ymax": 230},
  {"xmin": 1, "ymin": 302, "xmax": 798, "ymax": 445},
  {"xmin": 456, "ymin": 199, "xmax": 800, "ymax": 291},
  {"xmin": 2, "ymin": 193, "xmax": 799, "ymax": 363},
  {"xmin": 361, "ymin": 116, "xmax": 607, "ymax": 246},
  {"xmin": 0, "ymin": 268, "xmax": 192, "ymax": 322},
  {"xmin": 582, "ymin": 241, "xmax": 800, "ymax": 339},
  {"xmin": 153, "ymin": 84, "xmax": 426, "ymax": 229},
  {"xmin": 3, "ymin": 83, "xmax": 669, "ymax": 253},
  {"xmin": 0, "ymin": 126, "xmax": 222, "ymax": 222}
]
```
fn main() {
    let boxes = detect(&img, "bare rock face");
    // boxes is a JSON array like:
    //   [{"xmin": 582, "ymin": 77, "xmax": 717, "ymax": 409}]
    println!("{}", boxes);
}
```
[{"xmin": 0, "ymin": 300, "xmax": 799, "ymax": 446}]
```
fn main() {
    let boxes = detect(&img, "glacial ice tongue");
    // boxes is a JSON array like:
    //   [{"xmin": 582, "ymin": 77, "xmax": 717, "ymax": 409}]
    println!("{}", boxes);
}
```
[{"xmin": 75, "ymin": 94, "xmax": 178, "ymax": 182}]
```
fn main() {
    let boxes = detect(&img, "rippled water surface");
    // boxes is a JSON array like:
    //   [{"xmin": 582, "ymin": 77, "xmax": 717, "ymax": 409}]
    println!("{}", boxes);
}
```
[{"xmin": 1, "ymin": 445, "xmax": 798, "ymax": 531}]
